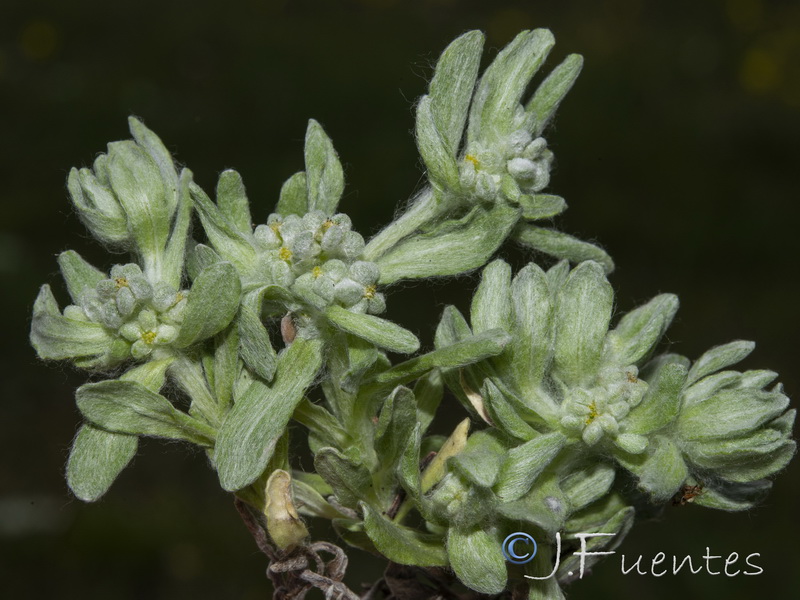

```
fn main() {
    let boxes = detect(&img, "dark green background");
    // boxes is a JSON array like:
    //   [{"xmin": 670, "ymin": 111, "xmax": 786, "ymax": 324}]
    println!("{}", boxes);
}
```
[{"xmin": 2, "ymin": 0, "xmax": 798, "ymax": 598}]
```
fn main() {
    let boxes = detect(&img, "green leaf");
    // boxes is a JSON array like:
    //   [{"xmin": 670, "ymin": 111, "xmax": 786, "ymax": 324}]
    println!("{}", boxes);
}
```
[
  {"xmin": 161, "ymin": 169, "xmax": 193, "ymax": 288},
  {"xmin": 276, "ymin": 171, "xmax": 308, "ymax": 216},
  {"xmin": 553, "ymin": 261, "xmax": 613, "ymax": 386},
  {"xmin": 66, "ymin": 424, "xmax": 138, "ymax": 502},
  {"xmin": 292, "ymin": 478, "xmax": 349, "ymax": 520},
  {"xmin": 429, "ymin": 30, "xmax": 484, "ymax": 155},
  {"xmin": 175, "ymin": 262, "xmax": 242, "ymax": 347},
  {"xmin": 514, "ymin": 224, "xmax": 615, "ymax": 273},
  {"xmin": 216, "ymin": 170, "xmax": 252, "ymax": 234},
  {"xmin": 127, "ymin": 117, "xmax": 179, "ymax": 215},
  {"xmin": 375, "ymin": 387, "xmax": 418, "ymax": 471},
  {"xmin": 415, "ymin": 369, "xmax": 443, "ymax": 433},
  {"xmin": 304, "ymin": 120, "xmax": 344, "ymax": 214},
  {"xmin": 376, "ymin": 204, "xmax": 519, "ymax": 284},
  {"xmin": 471, "ymin": 259, "xmax": 512, "ymax": 334},
  {"xmin": 604, "ymin": 294, "xmax": 679, "ymax": 366},
  {"xmin": 237, "ymin": 291, "xmax": 277, "ymax": 381},
  {"xmin": 451, "ymin": 430, "xmax": 507, "ymax": 488},
  {"xmin": 213, "ymin": 324, "xmax": 239, "ymax": 411},
  {"xmin": 326, "ymin": 305, "xmax": 419, "ymax": 354},
  {"xmin": 215, "ymin": 338, "xmax": 323, "ymax": 491},
  {"xmin": 369, "ymin": 328, "xmax": 510, "ymax": 391},
  {"xmin": 315, "ymin": 447, "xmax": 377, "ymax": 507},
  {"xmin": 527, "ymin": 53, "xmax": 583, "ymax": 136},
  {"xmin": 687, "ymin": 340, "xmax": 756, "ymax": 386},
  {"xmin": 561, "ymin": 462, "xmax": 616, "ymax": 512},
  {"xmin": 30, "ymin": 285, "xmax": 117, "ymax": 361},
  {"xmin": 189, "ymin": 181, "xmax": 257, "ymax": 274},
  {"xmin": 693, "ymin": 480, "xmax": 771, "ymax": 512},
  {"xmin": 498, "ymin": 471, "xmax": 567, "ymax": 535},
  {"xmin": 518, "ymin": 194, "xmax": 567, "ymax": 220},
  {"xmin": 57, "ymin": 251, "xmax": 105, "ymax": 304},
  {"xmin": 482, "ymin": 379, "xmax": 538, "ymax": 441},
  {"xmin": 628, "ymin": 436, "xmax": 688, "ymax": 502},
  {"xmin": 447, "ymin": 526, "xmax": 506, "ymax": 594},
  {"xmin": 76, "ymin": 379, "xmax": 215, "ymax": 445},
  {"xmin": 677, "ymin": 389, "xmax": 789, "ymax": 441},
  {"xmin": 363, "ymin": 503, "xmax": 448, "ymax": 567},
  {"xmin": 510, "ymin": 262, "xmax": 555, "ymax": 395},
  {"xmin": 494, "ymin": 432, "xmax": 565, "ymax": 501},
  {"xmin": 416, "ymin": 95, "xmax": 461, "ymax": 189},
  {"xmin": 469, "ymin": 29, "xmax": 554, "ymax": 144},
  {"xmin": 626, "ymin": 362, "xmax": 687, "ymax": 435},
  {"xmin": 106, "ymin": 140, "xmax": 170, "ymax": 260}
]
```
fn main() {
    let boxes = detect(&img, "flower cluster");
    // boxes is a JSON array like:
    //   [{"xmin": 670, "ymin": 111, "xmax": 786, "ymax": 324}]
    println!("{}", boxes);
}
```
[
  {"xmin": 460, "ymin": 130, "xmax": 553, "ymax": 204},
  {"xmin": 252, "ymin": 211, "xmax": 384, "ymax": 314}
]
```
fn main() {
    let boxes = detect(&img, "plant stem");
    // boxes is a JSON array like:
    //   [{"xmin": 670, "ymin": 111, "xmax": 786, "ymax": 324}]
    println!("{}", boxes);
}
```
[{"xmin": 362, "ymin": 187, "xmax": 447, "ymax": 261}]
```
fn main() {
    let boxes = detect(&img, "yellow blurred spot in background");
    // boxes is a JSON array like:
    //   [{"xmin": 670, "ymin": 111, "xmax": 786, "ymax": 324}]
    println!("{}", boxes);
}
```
[
  {"xmin": 740, "ymin": 47, "xmax": 781, "ymax": 93},
  {"xmin": 19, "ymin": 21, "xmax": 59, "ymax": 61}
]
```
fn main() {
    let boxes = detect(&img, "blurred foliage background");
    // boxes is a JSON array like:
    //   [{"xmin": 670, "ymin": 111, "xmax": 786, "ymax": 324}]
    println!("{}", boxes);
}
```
[{"xmin": 1, "ymin": 0, "xmax": 799, "ymax": 598}]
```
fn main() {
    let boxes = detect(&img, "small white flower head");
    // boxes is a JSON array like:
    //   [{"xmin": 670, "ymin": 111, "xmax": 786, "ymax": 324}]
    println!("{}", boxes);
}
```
[
  {"xmin": 119, "ymin": 309, "xmax": 178, "ymax": 359},
  {"xmin": 459, "ymin": 131, "xmax": 554, "ymax": 204},
  {"xmin": 559, "ymin": 366, "xmax": 648, "ymax": 447},
  {"xmin": 252, "ymin": 210, "xmax": 384, "ymax": 315}
]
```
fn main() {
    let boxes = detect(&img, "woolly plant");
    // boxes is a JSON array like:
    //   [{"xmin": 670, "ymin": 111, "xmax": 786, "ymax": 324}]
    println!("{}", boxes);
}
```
[{"xmin": 30, "ymin": 29, "xmax": 794, "ymax": 599}]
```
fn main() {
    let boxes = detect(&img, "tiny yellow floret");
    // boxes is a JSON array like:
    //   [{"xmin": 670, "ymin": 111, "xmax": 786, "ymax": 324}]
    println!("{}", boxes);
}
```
[
  {"xmin": 465, "ymin": 154, "xmax": 479, "ymax": 167},
  {"xmin": 312, "ymin": 266, "xmax": 323, "ymax": 279},
  {"xmin": 141, "ymin": 330, "xmax": 157, "ymax": 345},
  {"xmin": 114, "ymin": 277, "xmax": 129, "ymax": 289},
  {"xmin": 278, "ymin": 247, "xmax": 292, "ymax": 261},
  {"xmin": 585, "ymin": 400, "xmax": 599, "ymax": 425},
  {"xmin": 363, "ymin": 285, "xmax": 377, "ymax": 299}
]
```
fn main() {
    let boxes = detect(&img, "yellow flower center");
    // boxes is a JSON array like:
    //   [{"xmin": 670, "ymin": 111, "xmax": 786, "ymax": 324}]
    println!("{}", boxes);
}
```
[
  {"xmin": 363, "ymin": 285, "xmax": 377, "ymax": 299},
  {"xmin": 585, "ymin": 401, "xmax": 599, "ymax": 425},
  {"xmin": 141, "ymin": 330, "xmax": 157, "ymax": 345},
  {"xmin": 278, "ymin": 247, "xmax": 292, "ymax": 261},
  {"xmin": 312, "ymin": 266, "xmax": 323, "ymax": 278},
  {"xmin": 114, "ymin": 277, "xmax": 129, "ymax": 289},
  {"xmin": 465, "ymin": 154, "xmax": 479, "ymax": 167},
  {"xmin": 321, "ymin": 219, "xmax": 335, "ymax": 231}
]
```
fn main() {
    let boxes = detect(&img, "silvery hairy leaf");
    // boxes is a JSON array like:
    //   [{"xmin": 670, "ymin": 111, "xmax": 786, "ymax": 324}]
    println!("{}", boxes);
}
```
[
  {"xmin": 215, "ymin": 338, "xmax": 323, "ymax": 491},
  {"xmin": 304, "ymin": 119, "xmax": 344, "ymax": 214},
  {"xmin": 362, "ymin": 503, "xmax": 448, "ymax": 567},
  {"xmin": 686, "ymin": 340, "xmax": 756, "ymax": 386},
  {"xmin": 315, "ymin": 447, "xmax": 377, "ymax": 508},
  {"xmin": 375, "ymin": 204, "xmax": 519, "ymax": 284},
  {"xmin": 526, "ymin": 53, "xmax": 583, "ymax": 136},
  {"xmin": 514, "ymin": 224, "xmax": 615, "ymax": 273},
  {"xmin": 276, "ymin": 171, "xmax": 308, "ymax": 216},
  {"xmin": 66, "ymin": 425, "xmax": 138, "ymax": 503},
  {"xmin": 216, "ymin": 169, "xmax": 252, "ymax": 235},
  {"xmin": 517, "ymin": 193, "xmax": 567, "ymax": 220},
  {"xmin": 325, "ymin": 305, "xmax": 419, "ymax": 354},
  {"xmin": 237, "ymin": 290, "xmax": 278, "ymax": 381},
  {"xmin": 415, "ymin": 95, "xmax": 460, "ymax": 190},
  {"xmin": 57, "ymin": 251, "xmax": 105, "ymax": 304},
  {"xmin": 76, "ymin": 377, "xmax": 215, "ymax": 446},
  {"xmin": 468, "ymin": 29, "xmax": 554, "ymax": 144},
  {"xmin": 553, "ymin": 260, "xmax": 613, "ymax": 386},
  {"xmin": 447, "ymin": 526, "xmax": 506, "ymax": 595},
  {"xmin": 66, "ymin": 357, "xmax": 171, "ymax": 502},
  {"xmin": 604, "ymin": 293, "xmax": 679, "ymax": 366},
  {"xmin": 494, "ymin": 432, "xmax": 565, "ymax": 501},
  {"xmin": 174, "ymin": 262, "xmax": 241, "ymax": 348},
  {"xmin": 428, "ymin": 30, "xmax": 484, "ymax": 156},
  {"xmin": 625, "ymin": 361, "xmax": 687, "ymax": 435}
]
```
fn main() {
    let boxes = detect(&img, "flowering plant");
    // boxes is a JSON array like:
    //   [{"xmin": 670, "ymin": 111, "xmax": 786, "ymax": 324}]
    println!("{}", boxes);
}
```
[{"xmin": 30, "ymin": 29, "xmax": 794, "ymax": 599}]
